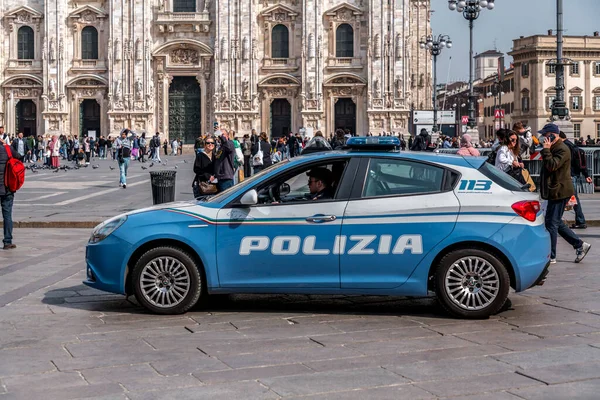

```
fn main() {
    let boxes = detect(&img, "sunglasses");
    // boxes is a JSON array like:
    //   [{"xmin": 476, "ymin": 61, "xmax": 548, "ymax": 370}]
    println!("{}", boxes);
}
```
[{"xmin": 205, "ymin": 142, "xmax": 215, "ymax": 145}]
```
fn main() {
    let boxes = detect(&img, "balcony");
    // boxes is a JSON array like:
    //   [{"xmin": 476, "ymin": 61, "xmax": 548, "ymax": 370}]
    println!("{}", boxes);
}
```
[
  {"xmin": 71, "ymin": 59, "xmax": 107, "ymax": 73},
  {"xmin": 7, "ymin": 59, "xmax": 42, "ymax": 73},
  {"xmin": 327, "ymin": 57, "xmax": 363, "ymax": 70},
  {"xmin": 261, "ymin": 57, "xmax": 298, "ymax": 72},
  {"xmin": 155, "ymin": 11, "xmax": 211, "ymax": 33}
]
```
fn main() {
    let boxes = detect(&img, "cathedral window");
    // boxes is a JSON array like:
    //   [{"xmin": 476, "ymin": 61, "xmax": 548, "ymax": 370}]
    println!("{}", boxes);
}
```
[
  {"xmin": 335, "ymin": 24, "xmax": 354, "ymax": 58},
  {"xmin": 17, "ymin": 26, "xmax": 34, "ymax": 60},
  {"xmin": 81, "ymin": 26, "xmax": 98, "ymax": 60},
  {"xmin": 173, "ymin": 0, "xmax": 196, "ymax": 13},
  {"xmin": 272, "ymin": 24, "xmax": 289, "ymax": 59}
]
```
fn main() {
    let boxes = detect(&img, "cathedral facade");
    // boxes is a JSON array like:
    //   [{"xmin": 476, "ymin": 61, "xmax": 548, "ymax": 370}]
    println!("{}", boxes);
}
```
[{"xmin": 0, "ymin": 0, "xmax": 431, "ymax": 143}]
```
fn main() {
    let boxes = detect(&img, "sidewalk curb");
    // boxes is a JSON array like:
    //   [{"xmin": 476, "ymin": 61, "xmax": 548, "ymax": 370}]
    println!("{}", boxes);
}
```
[
  {"xmin": 2, "ymin": 220, "xmax": 600, "ymax": 229},
  {"xmin": 0, "ymin": 221, "xmax": 101, "ymax": 229}
]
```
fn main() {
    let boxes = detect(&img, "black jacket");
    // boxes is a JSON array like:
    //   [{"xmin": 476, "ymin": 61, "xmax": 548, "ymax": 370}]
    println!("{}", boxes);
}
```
[
  {"xmin": 193, "ymin": 151, "xmax": 215, "ymax": 183},
  {"xmin": 563, "ymin": 139, "xmax": 590, "ymax": 178},
  {"xmin": 411, "ymin": 132, "xmax": 429, "ymax": 151},
  {"xmin": 540, "ymin": 140, "xmax": 574, "ymax": 201},
  {"xmin": 214, "ymin": 137, "xmax": 235, "ymax": 180},
  {"xmin": 252, "ymin": 140, "xmax": 272, "ymax": 168}
]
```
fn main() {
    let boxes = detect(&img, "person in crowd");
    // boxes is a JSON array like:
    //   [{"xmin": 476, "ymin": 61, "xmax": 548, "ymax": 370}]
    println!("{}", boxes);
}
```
[
  {"xmin": 495, "ymin": 130, "xmax": 523, "ymax": 175},
  {"xmin": 242, "ymin": 134, "xmax": 252, "ymax": 178},
  {"xmin": 25, "ymin": 134, "xmax": 35, "ymax": 163},
  {"xmin": 76, "ymin": 148, "xmax": 86, "ymax": 166},
  {"xmin": 331, "ymin": 129, "xmax": 347, "ymax": 150},
  {"xmin": 0, "ymin": 126, "xmax": 9, "ymax": 145},
  {"xmin": 559, "ymin": 131, "xmax": 592, "ymax": 229},
  {"xmin": 89, "ymin": 136, "xmax": 96, "ymax": 159},
  {"xmin": 0, "ymin": 135, "xmax": 21, "ymax": 249},
  {"xmin": 152, "ymin": 133, "xmax": 162, "ymax": 162},
  {"xmin": 37, "ymin": 134, "xmax": 44, "ymax": 162},
  {"xmin": 302, "ymin": 131, "xmax": 332, "ymax": 155},
  {"xmin": 83, "ymin": 136, "xmax": 91, "ymax": 164},
  {"xmin": 163, "ymin": 139, "xmax": 168, "ymax": 156},
  {"xmin": 214, "ymin": 129, "xmax": 235, "ymax": 192},
  {"xmin": 410, "ymin": 129, "xmax": 429, "ymax": 151},
  {"xmin": 116, "ymin": 129, "xmax": 133, "ymax": 189},
  {"xmin": 513, "ymin": 122, "xmax": 533, "ymax": 160},
  {"xmin": 539, "ymin": 123, "xmax": 590, "ymax": 264},
  {"xmin": 49, "ymin": 134, "xmax": 60, "ymax": 168},
  {"xmin": 131, "ymin": 133, "xmax": 139, "ymax": 161},
  {"xmin": 194, "ymin": 134, "xmax": 204, "ymax": 155},
  {"xmin": 442, "ymin": 136, "xmax": 452, "ymax": 149},
  {"xmin": 586, "ymin": 135, "xmax": 595, "ymax": 146},
  {"xmin": 178, "ymin": 139, "xmax": 183, "ymax": 155},
  {"xmin": 192, "ymin": 136, "xmax": 216, "ymax": 198},
  {"xmin": 11, "ymin": 132, "xmax": 26, "ymax": 160},
  {"xmin": 456, "ymin": 134, "xmax": 480, "ymax": 157},
  {"xmin": 97, "ymin": 136, "xmax": 106, "ymax": 160},
  {"xmin": 252, "ymin": 132, "xmax": 272, "ymax": 174}
]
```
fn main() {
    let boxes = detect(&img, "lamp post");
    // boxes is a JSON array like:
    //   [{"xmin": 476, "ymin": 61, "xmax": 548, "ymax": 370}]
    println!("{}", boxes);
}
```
[
  {"xmin": 420, "ymin": 34, "xmax": 452, "ymax": 134},
  {"xmin": 490, "ymin": 81, "xmax": 505, "ymax": 129},
  {"xmin": 448, "ymin": 0, "xmax": 496, "ymax": 130},
  {"xmin": 550, "ymin": 0, "xmax": 569, "ymax": 120},
  {"xmin": 452, "ymin": 99, "xmax": 466, "ymax": 136}
]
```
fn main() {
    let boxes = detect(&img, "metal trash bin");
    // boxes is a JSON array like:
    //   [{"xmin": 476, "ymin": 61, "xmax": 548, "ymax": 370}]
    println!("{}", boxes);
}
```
[{"xmin": 149, "ymin": 170, "xmax": 177, "ymax": 204}]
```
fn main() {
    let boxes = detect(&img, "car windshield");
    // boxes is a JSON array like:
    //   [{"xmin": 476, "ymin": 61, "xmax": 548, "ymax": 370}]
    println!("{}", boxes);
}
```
[{"xmin": 205, "ymin": 160, "xmax": 291, "ymax": 203}]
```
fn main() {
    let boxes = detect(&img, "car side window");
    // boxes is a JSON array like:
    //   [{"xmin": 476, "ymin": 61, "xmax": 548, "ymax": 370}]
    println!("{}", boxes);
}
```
[{"xmin": 362, "ymin": 158, "xmax": 444, "ymax": 198}]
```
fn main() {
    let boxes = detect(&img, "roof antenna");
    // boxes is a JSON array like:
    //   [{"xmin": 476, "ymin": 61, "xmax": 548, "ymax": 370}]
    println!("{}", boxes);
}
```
[{"xmin": 493, "ymin": 38, "xmax": 498, "ymax": 51}]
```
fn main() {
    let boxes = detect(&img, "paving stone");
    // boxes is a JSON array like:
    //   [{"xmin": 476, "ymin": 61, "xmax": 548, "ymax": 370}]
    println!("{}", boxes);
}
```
[
  {"xmin": 414, "ymin": 373, "xmax": 542, "ymax": 397},
  {"xmin": 492, "ymin": 335, "xmax": 594, "ymax": 351},
  {"xmin": 442, "ymin": 392, "xmax": 523, "ymax": 400},
  {"xmin": 346, "ymin": 335, "xmax": 474, "ymax": 356},
  {"xmin": 309, "ymin": 326, "xmax": 440, "ymax": 346},
  {"xmin": 492, "ymin": 345, "xmax": 600, "ymax": 369},
  {"xmin": 422, "ymin": 320, "xmax": 512, "ymax": 335},
  {"xmin": 1, "ymin": 372, "xmax": 87, "ymax": 393},
  {"xmin": 386, "ymin": 357, "xmax": 515, "ymax": 382},
  {"xmin": 149, "ymin": 356, "xmax": 231, "ymax": 376},
  {"xmin": 516, "ymin": 322, "xmax": 600, "ymax": 337},
  {"xmin": 65, "ymin": 338, "xmax": 156, "ymax": 358},
  {"xmin": 509, "ymin": 378, "xmax": 600, "ymax": 400},
  {"xmin": 193, "ymin": 363, "xmax": 313, "ymax": 384},
  {"xmin": 518, "ymin": 361, "xmax": 600, "ymax": 384},
  {"xmin": 454, "ymin": 328, "xmax": 539, "ymax": 345},
  {"xmin": 259, "ymin": 367, "xmax": 408, "ymax": 397},
  {"xmin": 0, "ymin": 383, "xmax": 125, "ymax": 400},
  {"xmin": 126, "ymin": 381, "xmax": 278, "ymax": 400},
  {"xmin": 285, "ymin": 384, "xmax": 435, "ymax": 399}
]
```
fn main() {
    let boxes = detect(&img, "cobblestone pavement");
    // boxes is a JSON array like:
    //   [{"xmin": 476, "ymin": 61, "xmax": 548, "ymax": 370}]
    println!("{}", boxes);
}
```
[{"xmin": 1, "ymin": 229, "xmax": 600, "ymax": 399}]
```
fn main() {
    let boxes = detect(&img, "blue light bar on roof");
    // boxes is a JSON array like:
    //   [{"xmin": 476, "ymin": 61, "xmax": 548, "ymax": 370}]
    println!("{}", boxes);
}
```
[{"xmin": 346, "ymin": 136, "xmax": 401, "ymax": 150}]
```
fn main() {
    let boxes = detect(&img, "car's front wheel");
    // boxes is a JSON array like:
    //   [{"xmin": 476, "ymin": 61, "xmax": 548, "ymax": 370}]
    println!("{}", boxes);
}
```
[
  {"xmin": 132, "ymin": 246, "xmax": 203, "ymax": 314},
  {"xmin": 435, "ymin": 249, "xmax": 509, "ymax": 319}
]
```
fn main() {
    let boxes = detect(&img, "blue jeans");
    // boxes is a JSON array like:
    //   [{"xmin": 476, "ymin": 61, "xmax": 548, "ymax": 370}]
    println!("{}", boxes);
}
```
[
  {"xmin": 572, "ymin": 176, "xmax": 586, "ymax": 225},
  {"xmin": 217, "ymin": 179, "xmax": 234, "ymax": 192},
  {"xmin": 545, "ymin": 197, "xmax": 583, "ymax": 259},
  {"xmin": 119, "ymin": 157, "xmax": 130, "ymax": 185},
  {"xmin": 1, "ymin": 192, "xmax": 14, "ymax": 245}
]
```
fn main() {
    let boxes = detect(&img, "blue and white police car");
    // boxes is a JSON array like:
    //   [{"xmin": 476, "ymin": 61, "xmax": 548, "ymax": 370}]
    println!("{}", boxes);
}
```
[{"xmin": 85, "ymin": 137, "xmax": 550, "ymax": 319}]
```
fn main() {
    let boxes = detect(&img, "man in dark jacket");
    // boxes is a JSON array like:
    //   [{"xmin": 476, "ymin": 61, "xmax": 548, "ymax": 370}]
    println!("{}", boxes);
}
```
[
  {"xmin": 559, "ymin": 131, "xmax": 592, "ymax": 229},
  {"xmin": 0, "ymin": 136, "xmax": 20, "ymax": 249},
  {"xmin": 214, "ymin": 129, "xmax": 236, "ymax": 192},
  {"xmin": 539, "ymin": 123, "xmax": 590, "ymax": 264},
  {"xmin": 410, "ymin": 129, "xmax": 429, "ymax": 151}
]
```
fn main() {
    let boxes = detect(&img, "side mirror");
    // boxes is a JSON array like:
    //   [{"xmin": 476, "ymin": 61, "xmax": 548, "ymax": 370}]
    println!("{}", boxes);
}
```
[
  {"xmin": 239, "ymin": 189, "xmax": 258, "ymax": 206},
  {"xmin": 279, "ymin": 182, "xmax": 291, "ymax": 197}
]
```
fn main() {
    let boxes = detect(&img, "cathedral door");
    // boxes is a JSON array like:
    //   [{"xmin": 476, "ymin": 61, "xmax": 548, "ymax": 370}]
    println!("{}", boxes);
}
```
[
  {"xmin": 16, "ymin": 100, "xmax": 36, "ymax": 137},
  {"xmin": 270, "ymin": 98, "xmax": 291, "ymax": 138},
  {"xmin": 169, "ymin": 77, "xmax": 201, "ymax": 144},
  {"xmin": 80, "ymin": 99, "xmax": 100, "ymax": 139},
  {"xmin": 334, "ymin": 98, "xmax": 356, "ymax": 135}
]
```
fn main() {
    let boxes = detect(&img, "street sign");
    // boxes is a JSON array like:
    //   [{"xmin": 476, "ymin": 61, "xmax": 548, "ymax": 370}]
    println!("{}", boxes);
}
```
[
  {"xmin": 461, "ymin": 116, "xmax": 469, "ymax": 124},
  {"xmin": 494, "ymin": 109, "xmax": 505, "ymax": 119}
]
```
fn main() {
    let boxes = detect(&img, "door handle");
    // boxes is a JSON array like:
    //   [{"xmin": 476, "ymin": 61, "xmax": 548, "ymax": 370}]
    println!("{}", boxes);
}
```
[{"xmin": 306, "ymin": 214, "xmax": 337, "ymax": 223}]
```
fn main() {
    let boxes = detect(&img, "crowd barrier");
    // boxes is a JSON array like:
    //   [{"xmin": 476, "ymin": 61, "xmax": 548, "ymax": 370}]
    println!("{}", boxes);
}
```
[{"xmin": 430, "ymin": 147, "xmax": 600, "ymax": 193}]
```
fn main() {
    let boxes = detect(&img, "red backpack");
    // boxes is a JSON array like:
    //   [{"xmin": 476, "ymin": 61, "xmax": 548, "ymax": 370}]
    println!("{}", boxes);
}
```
[{"xmin": 3, "ymin": 145, "xmax": 25, "ymax": 192}]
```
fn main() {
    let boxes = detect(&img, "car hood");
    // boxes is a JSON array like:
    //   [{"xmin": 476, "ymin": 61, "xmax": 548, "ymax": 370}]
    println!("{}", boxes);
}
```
[{"xmin": 126, "ymin": 200, "xmax": 199, "ymax": 217}]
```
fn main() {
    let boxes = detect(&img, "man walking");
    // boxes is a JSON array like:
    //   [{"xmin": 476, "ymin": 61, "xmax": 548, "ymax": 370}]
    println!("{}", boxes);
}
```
[
  {"xmin": 116, "ymin": 129, "xmax": 132, "ymax": 189},
  {"xmin": 0, "ymin": 136, "xmax": 19, "ymax": 249},
  {"xmin": 539, "ymin": 123, "xmax": 590, "ymax": 264},
  {"xmin": 214, "ymin": 129, "xmax": 235, "ymax": 192},
  {"xmin": 11, "ymin": 132, "xmax": 26, "ymax": 160}
]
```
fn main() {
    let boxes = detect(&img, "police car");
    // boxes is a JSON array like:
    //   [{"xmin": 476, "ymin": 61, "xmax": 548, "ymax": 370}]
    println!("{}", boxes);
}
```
[{"xmin": 85, "ymin": 137, "xmax": 550, "ymax": 319}]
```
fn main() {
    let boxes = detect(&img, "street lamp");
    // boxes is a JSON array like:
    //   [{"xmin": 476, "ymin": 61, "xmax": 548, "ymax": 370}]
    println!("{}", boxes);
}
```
[
  {"xmin": 452, "ymin": 100, "xmax": 467, "ymax": 136},
  {"xmin": 448, "ymin": 0, "xmax": 496, "ymax": 129},
  {"xmin": 419, "ymin": 34, "xmax": 452, "ymax": 134}
]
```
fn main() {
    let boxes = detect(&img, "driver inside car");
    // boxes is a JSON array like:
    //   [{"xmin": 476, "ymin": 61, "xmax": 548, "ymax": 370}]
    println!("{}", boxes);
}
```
[{"xmin": 307, "ymin": 168, "xmax": 334, "ymax": 201}]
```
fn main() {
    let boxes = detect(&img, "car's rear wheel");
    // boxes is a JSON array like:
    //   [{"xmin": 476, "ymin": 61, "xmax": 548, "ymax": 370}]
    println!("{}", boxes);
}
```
[
  {"xmin": 132, "ymin": 246, "xmax": 203, "ymax": 314},
  {"xmin": 435, "ymin": 249, "xmax": 509, "ymax": 319}
]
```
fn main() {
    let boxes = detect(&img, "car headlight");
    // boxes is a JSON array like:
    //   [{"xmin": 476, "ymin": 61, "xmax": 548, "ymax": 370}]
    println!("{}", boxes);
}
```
[{"xmin": 89, "ymin": 215, "xmax": 127, "ymax": 244}]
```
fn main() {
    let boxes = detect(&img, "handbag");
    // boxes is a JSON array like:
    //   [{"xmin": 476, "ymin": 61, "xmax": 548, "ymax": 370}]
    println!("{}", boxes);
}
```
[
  {"xmin": 199, "ymin": 181, "xmax": 218, "ymax": 194},
  {"xmin": 521, "ymin": 169, "xmax": 536, "ymax": 192}
]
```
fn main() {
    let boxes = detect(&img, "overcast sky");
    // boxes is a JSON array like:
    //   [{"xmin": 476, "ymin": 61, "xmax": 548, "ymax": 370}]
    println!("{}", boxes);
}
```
[{"xmin": 430, "ymin": 0, "xmax": 600, "ymax": 83}]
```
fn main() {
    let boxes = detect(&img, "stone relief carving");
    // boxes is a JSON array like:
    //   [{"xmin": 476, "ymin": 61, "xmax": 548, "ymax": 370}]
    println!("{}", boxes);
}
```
[
  {"xmin": 264, "ymin": 77, "xmax": 294, "ymax": 85},
  {"xmin": 135, "ymin": 39, "xmax": 142, "ymax": 61},
  {"xmin": 124, "ymin": 40, "xmax": 132, "ymax": 60},
  {"xmin": 331, "ymin": 77, "xmax": 360, "ymax": 84},
  {"xmin": 170, "ymin": 49, "xmax": 199, "ymax": 64},
  {"xmin": 16, "ymin": 12, "xmax": 31, "ymax": 23},
  {"xmin": 373, "ymin": 78, "xmax": 381, "ymax": 98},
  {"xmin": 114, "ymin": 80, "xmax": 122, "ymax": 101},
  {"xmin": 49, "ymin": 38, "xmax": 56, "ymax": 62},
  {"xmin": 107, "ymin": 39, "xmax": 112, "ymax": 60},
  {"xmin": 114, "ymin": 39, "xmax": 121, "ymax": 61},
  {"xmin": 231, "ymin": 39, "xmax": 239, "ymax": 60},
  {"xmin": 48, "ymin": 79, "xmax": 57, "ymax": 100},
  {"xmin": 307, "ymin": 80, "xmax": 314, "ymax": 97},
  {"xmin": 203, "ymin": 0, "xmax": 212, "ymax": 12}
]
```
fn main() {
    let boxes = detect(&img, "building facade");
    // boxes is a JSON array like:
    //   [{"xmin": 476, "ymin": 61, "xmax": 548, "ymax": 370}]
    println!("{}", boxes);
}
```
[
  {"xmin": 509, "ymin": 33, "xmax": 600, "ymax": 139},
  {"xmin": 0, "ymin": 0, "xmax": 432, "ymax": 143}
]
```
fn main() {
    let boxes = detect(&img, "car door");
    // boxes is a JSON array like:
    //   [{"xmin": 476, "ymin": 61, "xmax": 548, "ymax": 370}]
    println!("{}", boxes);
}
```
[
  {"xmin": 215, "ymin": 157, "xmax": 356, "ymax": 288},
  {"xmin": 340, "ymin": 157, "xmax": 460, "ymax": 289}
]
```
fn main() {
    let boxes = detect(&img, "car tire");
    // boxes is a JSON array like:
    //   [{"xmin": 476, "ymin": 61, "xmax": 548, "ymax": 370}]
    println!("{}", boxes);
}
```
[
  {"xmin": 132, "ymin": 246, "xmax": 204, "ymax": 315},
  {"xmin": 435, "ymin": 248, "xmax": 509, "ymax": 319}
]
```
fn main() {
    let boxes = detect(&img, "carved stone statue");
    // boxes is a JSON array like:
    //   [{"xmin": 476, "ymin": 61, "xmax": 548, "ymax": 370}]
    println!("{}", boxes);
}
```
[
  {"xmin": 114, "ymin": 80, "xmax": 122, "ymax": 100},
  {"xmin": 374, "ymin": 35, "xmax": 381, "ymax": 59},
  {"xmin": 395, "ymin": 76, "xmax": 402, "ymax": 97},
  {"xmin": 242, "ymin": 37, "xmax": 249, "ymax": 61},
  {"xmin": 242, "ymin": 79, "xmax": 249, "ymax": 99},
  {"xmin": 114, "ymin": 39, "xmax": 121, "ymax": 61},
  {"xmin": 135, "ymin": 39, "xmax": 142, "ymax": 61},
  {"xmin": 49, "ymin": 38, "xmax": 56, "ymax": 62},
  {"xmin": 48, "ymin": 79, "xmax": 57, "ymax": 99},
  {"xmin": 307, "ymin": 80, "xmax": 314, "ymax": 97},
  {"xmin": 373, "ymin": 78, "xmax": 381, "ymax": 98},
  {"xmin": 308, "ymin": 34, "xmax": 315, "ymax": 59},
  {"xmin": 135, "ymin": 78, "xmax": 143, "ymax": 100},
  {"xmin": 203, "ymin": 0, "xmax": 212, "ymax": 12},
  {"xmin": 220, "ymin": 38, "xmax": 228, "ymax": 61},
  {"xmin": 395, "ymin": 34, "xmax": 402, "ymax": 59}
]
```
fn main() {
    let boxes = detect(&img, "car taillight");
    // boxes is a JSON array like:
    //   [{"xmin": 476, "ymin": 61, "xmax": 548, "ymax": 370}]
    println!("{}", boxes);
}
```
[{"xmin": 512, "ymin": 201, "xmax": 540, "ymax": 222}]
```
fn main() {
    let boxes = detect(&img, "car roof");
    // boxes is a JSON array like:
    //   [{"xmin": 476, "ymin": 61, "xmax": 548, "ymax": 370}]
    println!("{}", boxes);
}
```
[{"xmin": 295, "ymin": 150, "xmax": 485, "ymax": 169}]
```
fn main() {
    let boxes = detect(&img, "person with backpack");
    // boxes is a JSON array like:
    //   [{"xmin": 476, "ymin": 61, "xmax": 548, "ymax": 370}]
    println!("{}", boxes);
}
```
[
  {"xmin": 0, "ymin": 135, "xmax": 25, "ymax": 250},
  {"xmin": 559, "ymin": 131, "xmax": 592, "ymax": 229},
  {"xmin": 251, "ymin": 132, "xmax": 272, "ymax": 174},
  {"xmin": 410, "ymin": 129, "xmax": 429, "ymax": 151}
]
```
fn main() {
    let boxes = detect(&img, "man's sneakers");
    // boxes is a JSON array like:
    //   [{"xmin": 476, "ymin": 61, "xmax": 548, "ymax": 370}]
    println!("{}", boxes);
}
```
[
  {"xmin": 123, "ymin": 184, "xmax": 126, "ymax": 189},
  {"xmin": 570, "ymin": 224, "xmax": 587, "ymax": 230},
  {"xmin": 3, "ymin": 244, "xmax": 16, "ymax": 250},
  {"xmin": 550, "ymin": 258, "xmax": 557, "ymax": 264},
  {"xmin": 575, "ymin": 242, "xmax": 591, "ymax": 263}
]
